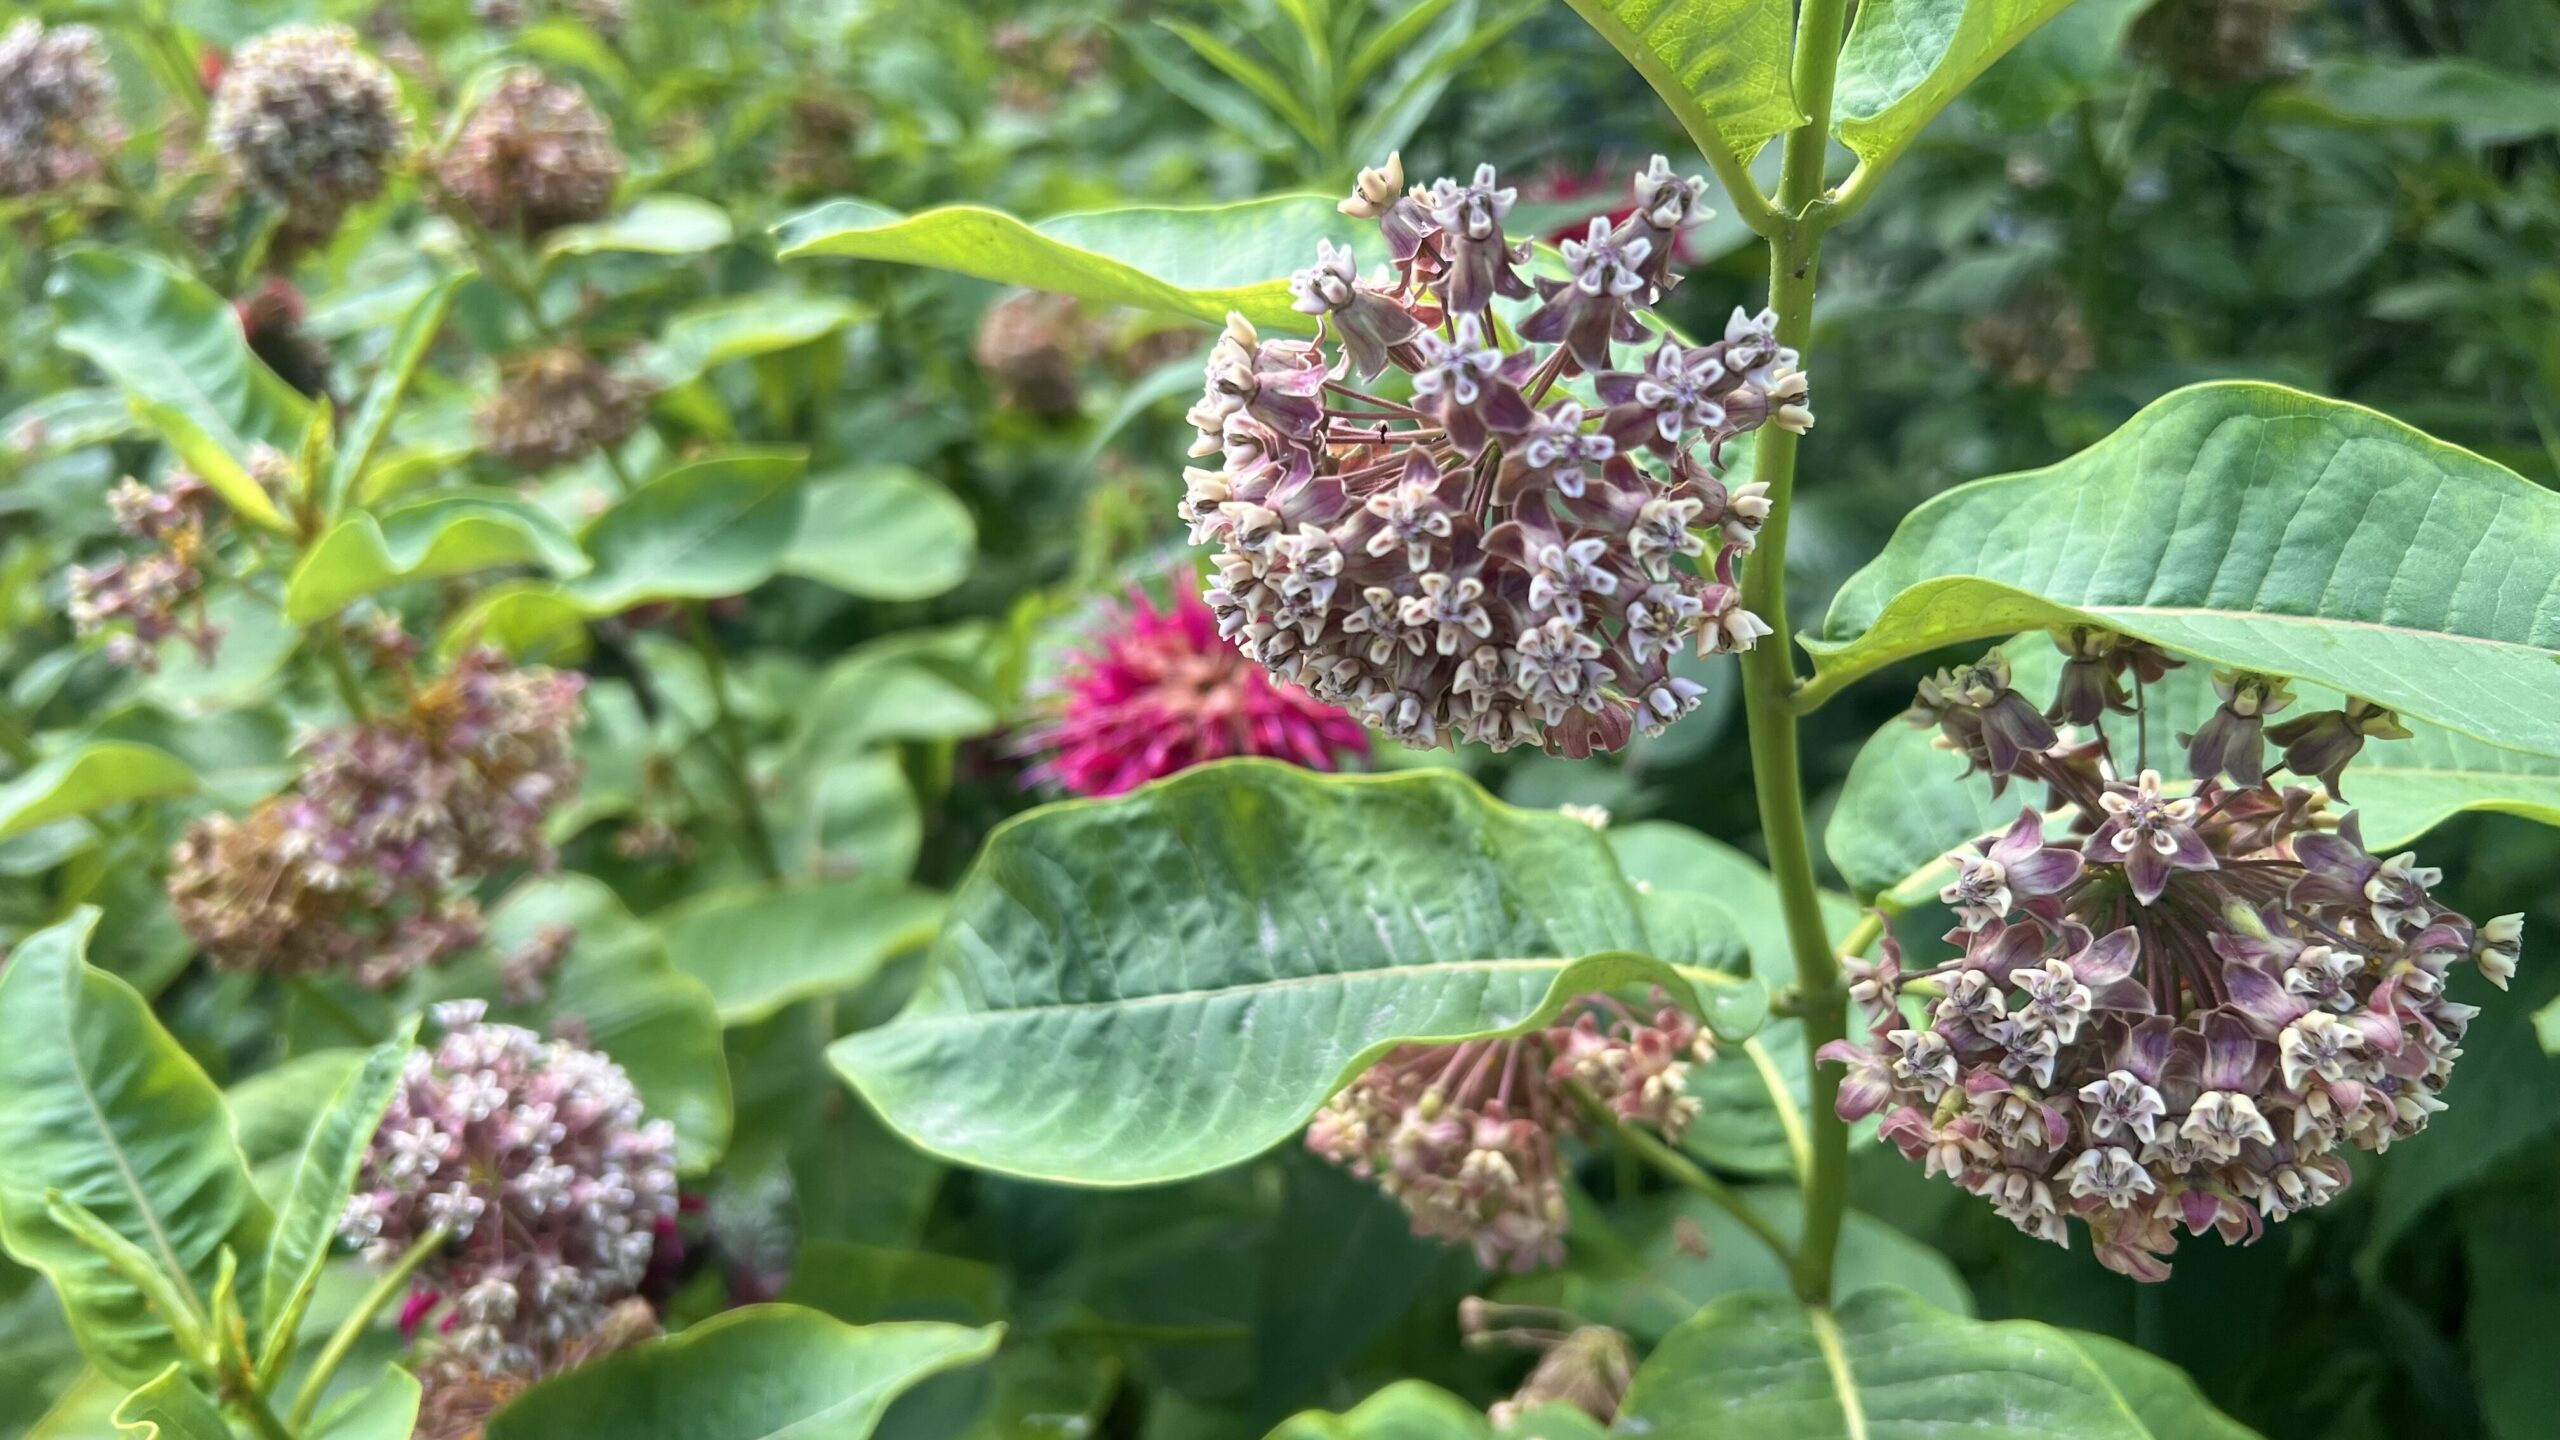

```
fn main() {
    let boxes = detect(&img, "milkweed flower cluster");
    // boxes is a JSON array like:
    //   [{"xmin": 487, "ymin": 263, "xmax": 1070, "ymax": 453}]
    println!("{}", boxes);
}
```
[
  {"xmin": 1018, "ymin": 585, "xmax": 1368, "ymax": 797},
  {"xmin": 0, "ymin": 20, "xmax": 123, "ymax": 198},
  {"xmin": 437, "ymin": 69, "xmax": 624, "ymax": 239},
  {"xmin": 343, "ymin": 1002, "xmax": 678, "ymax": 1374},
  {"xmin": 167, "ymin": 648, "xmax": 585, "ymax": 987},
  {"xmin": 68, "ymin": 470, "xmax": 225, "ymax": 672},
  {"xmin": 476, "ymin": 347, "xmax": 652, "ymax": 471},
  {"xmin": 208, "ymin": 25, "xmax": 407, "ymax": 242},
  {"xmin": 1184, "ymin": 154, "xmax": 1811, "ymax": 757},
  {"xmin": 1820, "ymin": 630, "xmax": 2521, "ymax": 1280},
  {"xmin": 1306, "ymin": 992, "xmax": 1711, "ymax": 1271}
]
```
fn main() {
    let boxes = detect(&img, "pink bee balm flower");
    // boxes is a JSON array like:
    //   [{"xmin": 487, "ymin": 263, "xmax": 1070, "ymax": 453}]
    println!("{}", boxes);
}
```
[{"xmin": 1021, "ymin": 586, "xmax": 1368, "ymax": 797}]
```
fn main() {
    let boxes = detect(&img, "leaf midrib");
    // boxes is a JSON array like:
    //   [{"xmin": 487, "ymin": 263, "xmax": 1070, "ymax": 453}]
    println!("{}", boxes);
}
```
[{"xmin": 55, "ymin": 963, "xmax": 196, "ymax": 1301}]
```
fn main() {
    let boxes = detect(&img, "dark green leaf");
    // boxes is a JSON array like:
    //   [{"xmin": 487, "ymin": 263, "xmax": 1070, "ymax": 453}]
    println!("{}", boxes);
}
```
[
  {"xmin": 568, "ymin": 449, "xmax": 809, "ymax": 614},
  {"xmin": 322, "ymin": 274, "xmax": 464, "ymax": 513},
  {"xmin": 257, "ymin": 1024, "xmax": 418, "ymax": 1371},
  {"xmin": 657, "ymin": 877, "xmax": 946, "ymax": 1026}
]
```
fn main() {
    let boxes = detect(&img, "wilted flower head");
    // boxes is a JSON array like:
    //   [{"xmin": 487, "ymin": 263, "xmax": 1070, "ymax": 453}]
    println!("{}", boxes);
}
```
[
  {"xmin": 1824, "ymin": 631, "xmax": 2518, "ymax": 1281},
  {"xmin": 438, "ymin": 69, "xmax": 624, "ymax": 239},
  {"xmin": 1462, "ymin": 1300, "xmax": 1635, "ymax": 1428},
  {"xmin": 414, "ymin": 1297, "xmax": 656, "ymax": 1440},
  {"xmin": 68, "ymin": 469, "xmax": 228, "ymax": 673},
  {"xmin": 476, "ymin": 348, "xmax": 651, "ymax": 472},
  {"xmin": 1307, "ymin": 992, "xmax": 1711, "ymax": 1271},
  {"xmin": 1188, "ymin": 156, "xmax": 1808, "ymax": 759},
  {"xmin": 209, "ymin": 25, "xmax": 407, "ymax": 239},
  {"xmin": 345, "ymin": 1002, "xmax": 677, "ymax": 1375},
  {"xmin": 0, "ymin": 20, "xmax": 123, "ymax": 197},
  {"xmin": 973, "ymin": 289, "xmax": 1091, "ymax": 416},
  {"xmin": 168, "ymin": 648, "xmax": 585, "ymax": 986},
  {"xmin": 1018, "ymin": 585, "xmax": 1367, "ymax": 797}
]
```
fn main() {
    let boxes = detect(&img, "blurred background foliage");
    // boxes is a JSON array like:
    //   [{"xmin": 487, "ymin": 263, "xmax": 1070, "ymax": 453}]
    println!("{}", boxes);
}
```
[{"xmin": 4, "ymin": 0, "xmax": 2559, "ymax": 1435}]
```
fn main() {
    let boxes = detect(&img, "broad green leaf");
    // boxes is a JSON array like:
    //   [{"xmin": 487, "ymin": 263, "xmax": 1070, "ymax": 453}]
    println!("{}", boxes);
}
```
[
  {"xmin": 782, "ymin": 467, "xmax": 977, "ymax": 603},
  {"xmin": 1825, "ymin": 637, "xmax": 2560, "ymax": 902},
  {"xmin": 0, "ymin": 912, "xmax": 272, "ymax": 1383},
  {"xmin": 46, "ymin": 248, "xmax": 305, "ymax": 530},
  {"xmin": 568, "ymin": 449, "xmax": 809, "ymax": 614},
  {"xmin": 539, "ymin": 194, "xmax": 735, "ymax": 263},
  {"xmin": 779, "ymin": 1240, "xmax": 1003, "ymax": 1326},
  {"xmin": 773, "ymin": 196, "xmax": 1377, "ymax": 331},
  {"xmin": 2, "ymin": 388, "xmax": 140, "ymax": 458},
  {"xmin": 0, "ymin": 743, "xmax": 196, "ymax": 840},
  {"xmin": 834, "ymin": 761, "xmax": 1757, "ymax": 1186},
  {"xmin": 1504, "ymin": 1189, "xmax": 1970, "ymax": 1344},
  {"xmin": 225, "ymin": 1050, "xmax": 365, "ymax": 1178},
  {"xmin": 109, "ymin": 1365, "xmax": 228, "ymax": 1440},
  {"xmin": 776, "ymin": 750, "xmax": 924, "ymax": 880},
  {"xmin": 1832, "ymin": 0, "xmax": 2077, "ymax": 169},
  {"xmin": 286, "ymin": 489, "xmax": 590, "ymax": 624},
  {"xmin": 438, "ymin": 581, "xmax": 595, "ymax": 665},
  {"xmin": 2276, "ymin": 58, "xmax": 2560, "ymax": 145},
  {"xmin": 2070, "ymin": 1334, "xmax": 2262, "ymax": 1440},
  {"xmin": 643, "ymin": 294, "xmax": 867, "ymax": 390},
  {"xmin": 257, "ymin": 1024, "xmax": 418, "ymax": 1372},
  {"xmin": 2463, "ymin": 1161, "xmax": 2560, "ymax": 1440},
  {"xmin": 1266, "ymin": 1379, "xmax": 1490, "ymax": 1439},
  {"xmin": 1804, "ymin": 383, "xmax": 2560, "ymax": 759},
  {"xmin": 482, "ymin": 1305, "xmax": 1000, "ymax": 1440},
  {"xmin": 322, "ymin": 274, "xmax": 464, "ymax": 513},
  {"xmin": 307, "ymin": 1366, "xmax": 422, "ymax": 1440},
  {"xmin": 795, "ymin": 626, "xmax": 1007, "ymax": 761},
  {"xmin": 1617, "ymin": 1287, "xmax": 2239, "ymax": 1437},
  {"xmin": 1557, "ymin": 0, "xmax": 1803, "ymax": 161},
  {"xmin": 451, "ymin": 875, "xmax": 734, "ymax": 1170},
  {"xmin": 657, "ymin": 877, "xmax": 946, "ymax": 1026}
]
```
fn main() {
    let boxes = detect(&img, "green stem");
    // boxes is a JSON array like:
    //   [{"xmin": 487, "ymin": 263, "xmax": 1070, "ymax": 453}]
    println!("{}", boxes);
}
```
[
  {"xmin": 285, "ymin": 1227, "xmax": 448, "ymax": 1431},
  {"xmin": 315, "ymin": 629, "xmax": 371, "ymax": 721},
  {"xmin": 1573, "ymin": 1086, "xmax": 1797, "ymax": 1268},
  {"xmin": 685, "ymin": 606, "xmax": 784, "ymax": 882},
  {"xmin": 428, "ymin": 176, "xmax": 562, "ymax": 345},
  {"xmin": 232, "ymin": 1391, "xmax": 295, "ymax": 1440},
  {"xmin": 1732, "ymin": 0, "xmax": 1854, "ymax": 1308}
]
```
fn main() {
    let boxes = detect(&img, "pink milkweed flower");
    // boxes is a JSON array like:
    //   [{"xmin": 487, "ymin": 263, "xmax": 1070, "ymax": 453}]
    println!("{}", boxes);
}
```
[{"xmin": 1019, "ymin": 585, "xmax": 1369, "ymax": 797}]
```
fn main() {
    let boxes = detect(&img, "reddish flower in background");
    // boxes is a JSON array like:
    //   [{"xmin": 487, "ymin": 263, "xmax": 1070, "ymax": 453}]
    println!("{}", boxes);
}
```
[{"xmin": 1021, "ymin": 585, "xmax": 1368, "ymax": 797}]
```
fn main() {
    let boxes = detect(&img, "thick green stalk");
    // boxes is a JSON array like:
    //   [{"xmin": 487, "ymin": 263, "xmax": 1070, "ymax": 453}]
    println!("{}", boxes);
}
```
[
  {"xmin": 286, "ymin": 1226, "xmax": 448, "ymax": 1430},
  {"xmin": 1734, "ymin": 0, "xmax": 1854, "ymax": 1306}
]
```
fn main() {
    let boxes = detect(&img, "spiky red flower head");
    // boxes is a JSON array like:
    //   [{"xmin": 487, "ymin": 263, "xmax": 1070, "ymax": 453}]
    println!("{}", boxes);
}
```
[{"xmin": 1021, "ymin": 585, "xmax": 1368, "ymax": 797}]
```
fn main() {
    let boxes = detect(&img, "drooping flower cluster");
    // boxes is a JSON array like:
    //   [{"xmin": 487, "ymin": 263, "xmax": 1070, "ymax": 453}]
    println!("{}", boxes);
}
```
[
  {"xmin": 1821, "ymin": 630, "xmax": 2522, "ymax": 1280},
  {"xmin": 68, "ymin": 470, "xmax": 226, "ymax": 672},
  {"xmin": 1307, "ymin": 992, "xmax": 1711, "ymax": 1271},
  {"xmin": 208, "ymin": 25, "xmax": 407, "ymax": 241},
  {"xmin": 344, "ymin": 1002, "xmax": 678, "ymax": 1375},
  {"xmin": 413, "ymin": 1298, "xmax": 657, "ymax": 1440},
  {"xmin": 476, "ymin": 348, "xmax": 652, "ymax": 471},
  {"xmin": 1018, "ymin": 585, "xmax": 1369, "ymax": 797},
  {"xmin": 437, "ymin": 69, "xmax": 624, "ymax": 240},
  {"xmin": 167, "ymin": 648, "xmax": 586, "ymax": 987},
  {"xmin": 0, "ymin": 20, "xmax": 123, "ymax": 198},
  {"xmin": 1184, "ymin": 154, "xmax": 1811, "ymax": 757}
]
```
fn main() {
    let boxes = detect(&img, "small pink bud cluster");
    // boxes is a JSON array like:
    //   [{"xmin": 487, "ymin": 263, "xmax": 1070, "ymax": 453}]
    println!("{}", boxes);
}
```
[
  {"xmin": 344, "ymin": 1002, "xmax": 677, "ymax": 1374},
  {"xmin": 1017, "ymin": 585, "xmax": 1369, "ymax": 797},
  {"xmin": 68, "ymin": 471, "xmax": 224, "ymax": 672},
  {"xmin": 0, "ymin": 19, "xmax": 124, "ymax": 198},
  {"xmin": 1306, "ymin": 993, "xmax": 1710, "ymax": 1272},
  {"xmin": 1825, "ymin": 632, "xmax": 2521, "ymax": 1280},
  {"xmin": 168, "ymin": 648, "xmax": 585, "ymax": 987},
  {"xmin": 1183, "ymin": 155, "xmax": 1810, "ymax": 758}
]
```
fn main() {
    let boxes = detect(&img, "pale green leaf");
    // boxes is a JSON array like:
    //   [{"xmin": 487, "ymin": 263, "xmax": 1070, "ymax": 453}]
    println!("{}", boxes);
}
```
[
  {"xmin": 257, "ymin": 1023, "xmax": 418, "ymax": 1372},
  {"xmin": 109, "ymin": 1365, "xmax": 229, "ymax": 1440},
  {"xmin": 773, "ymin": 196, "xmax": 1377, "ymax": 331},
  {"xmin": 539, "ymin": 195, "xmax": 734, "ymax": 263},
  {"xmin": 437, "ymin": 582, "xmax": 595, "ymax": 665},
  {"xmin": 1832, "ymin": 0, "xmax": 2079, "ymax": 168},
  {"xmin": 781, "ymin": 467, "xmax": 977, "ymax": 602},
  {"xmin": 286, "ymin": 489, "xmax": 589, "ymax": 625},
  {"xmin": 657, "ymin": 877, "xmax": 946, "ymax": 1026},
  {"xmin": 644, "ymin": 295, "xmax": 867, "ymax": 390},
  {"xmin": 0, "ymin": 912, "xmax": 272, "ymax": 1383},
  {"xmin": 1618, "ymin": 1287, "xmax": 2240, "ymax": 1437},
  {"xmin": 482, "ymin": 1305, "xmax": 999, "ymax": 1440},
  {"xmin": 0, "ymin": 744, "xmax": 196, "ymax": 841},
  {"xmin": 2070, "ymin": 1334, "xmax": 2262, "ymax": 1440},
  {"xmin": 1558, "ymin": 0, "xmax": 1802, "ymax": 161},
  {"xmin": 568, "ymin": 449, "xmax": 809, "ymax": 614},
  {"xmin": 307, "ymin": 1366, "xmax": 422, "ymax": 1440},
  {"xmin": 1266, "ymin": 1379, "xmax": 1490, "ymax": 1439},
  {"xmin": 1804, "ymin": 383, "xmax": 2560, "ymax": 759},
  {"xmin": 834, "ymin": 761, "xmax": 1757, "ymax": 1187}
]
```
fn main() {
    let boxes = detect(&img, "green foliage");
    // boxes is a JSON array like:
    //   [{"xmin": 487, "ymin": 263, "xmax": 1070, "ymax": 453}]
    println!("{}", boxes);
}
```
[
  {"xmin": 1558, "ymin": 0, "xmax": 1804, "ymax": 159},
  {"xmin": 0, "ymin": 743, "xmax": 196, "ymax": 840},
  {"xmin": 838, "ymin": 761, "xmax": 1756, "ymax": 1185},
  {"xmin": 286, "ymin": 489, "xmax": 589, "ymax": 624},
  {"xmin": 1833, "ymin": 0, "xmax": 2082, "ymax": 168},
  {"xmin": 567, "ymin": 450, "xmax": 810, "ymax": 614}
]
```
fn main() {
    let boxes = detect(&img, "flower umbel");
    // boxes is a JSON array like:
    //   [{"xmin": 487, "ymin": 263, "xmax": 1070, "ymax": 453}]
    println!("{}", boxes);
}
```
[
  {"xmin": 344, "ymin": 1002, "xmax": 678, "ymax": 1375},
  {"xmin": 168, "ymin": 648, "xmax": 585, "ymax": 987},
  {"xmin": 1306, "ymin": 992, "xmax": 1711, "ymax": 1271},
  {"xmin": 209, "ymin": 25, "xmax": 407, "ymax": 242},
  {"xmin": 1823, "ymin": 633, "xmax": 2516, "ymax": 1281},
  {"xmin": 437, "ymin": 69, "xmax": 625, "ymax": 239},
  {"xmin": 68, "ymin": 469, "xmax": 227, "ymax": 673},
  {"xmin": 476, "ymin": 348, "xmax": 652, "ymax": 472},
  {"xmin": 1187, "ymin": 156, "xmax": 1809, "ymax": 758},
  {"xmin": 1018, "ymin": 585, "xmax": 1368, "ymax": 797},
  {"xmin": 0, "ymin": 20, "xmax": 123, "ymax": 198}
]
